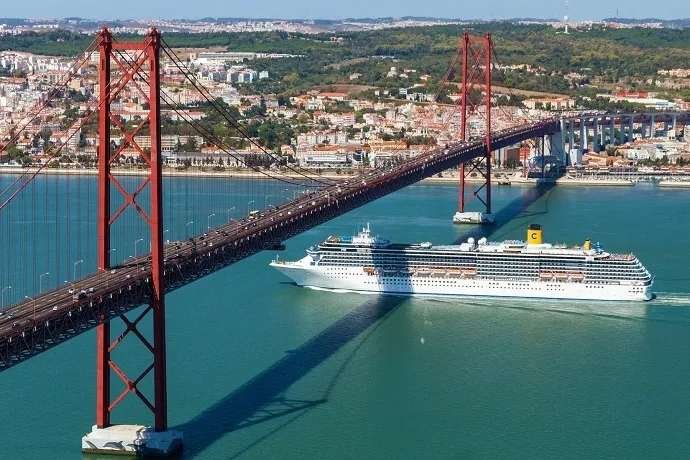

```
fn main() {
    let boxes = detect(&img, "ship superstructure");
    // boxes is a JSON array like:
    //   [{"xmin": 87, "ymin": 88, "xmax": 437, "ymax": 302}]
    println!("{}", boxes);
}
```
[{"xmin": 270, "ymin": 224, "xmax": 653, "ymax": 301}]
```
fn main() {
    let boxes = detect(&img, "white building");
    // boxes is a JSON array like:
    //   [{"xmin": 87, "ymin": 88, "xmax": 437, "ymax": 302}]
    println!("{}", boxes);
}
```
[
  {"xmin": 297, "ymin": 130, "xmax": 349, "ymax": 146},
  {"xmin": 624, "ymin": 147, "xmax": 652, "ymax": 161},
  {"xmin": 227, "ymin": 69, "xmax": 258, "ymax": 84}
]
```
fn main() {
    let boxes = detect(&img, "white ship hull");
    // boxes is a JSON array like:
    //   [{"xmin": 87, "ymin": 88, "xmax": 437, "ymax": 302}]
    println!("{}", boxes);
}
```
[{"xmin": 271, "ymin": 262, "xmax": 653, "ymax": 302}]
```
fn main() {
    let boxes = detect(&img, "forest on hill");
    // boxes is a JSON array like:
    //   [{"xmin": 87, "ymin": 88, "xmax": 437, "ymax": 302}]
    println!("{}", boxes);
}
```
[{"xmin": 1, "ymin": 23, "xmax": 689, "ymax": 99}]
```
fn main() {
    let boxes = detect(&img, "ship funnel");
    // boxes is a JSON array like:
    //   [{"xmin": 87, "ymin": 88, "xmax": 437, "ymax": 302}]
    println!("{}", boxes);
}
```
[
  {"xmin": 583, "ymin": 239, "xmax": 592, "ymax": 250},
  {"xmin": 527, "ymin": 224, "xmax": 543, "ymax": 245}
]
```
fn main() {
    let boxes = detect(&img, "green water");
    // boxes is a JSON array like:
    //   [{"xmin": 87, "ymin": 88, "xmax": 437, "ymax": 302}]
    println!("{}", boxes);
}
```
[{"xmin": 1, "ymin": 181, "xmax": 690, "ymax": 459}]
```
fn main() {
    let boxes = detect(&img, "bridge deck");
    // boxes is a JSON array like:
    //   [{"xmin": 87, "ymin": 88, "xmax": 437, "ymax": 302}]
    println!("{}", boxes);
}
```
[{"xmin": 0, "ymin": 119, "xmax": 559, "ymax": 370}]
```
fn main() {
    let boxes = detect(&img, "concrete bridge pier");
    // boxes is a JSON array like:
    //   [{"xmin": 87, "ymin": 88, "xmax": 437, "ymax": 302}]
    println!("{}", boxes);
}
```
[
  {"xmin": 548, "ymin": 119, "xmax": 566, "ymax": 158},
  {"xmin": 548, "ymin": 130, "xmax": 566, "ymax": 166},
  {"xmin": 580, "ymin": 119, "xmax": 588, "ymax": 153},
  {"xmin": 672, "ymin": 114, "xmax": 678, "ymax": 137}
]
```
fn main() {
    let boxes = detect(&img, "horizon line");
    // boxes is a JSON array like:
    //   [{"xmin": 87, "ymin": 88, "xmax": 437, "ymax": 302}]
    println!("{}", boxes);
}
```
[{"xmin": 2, "ymin": 15, "xmax": 689, "ymax": 23}]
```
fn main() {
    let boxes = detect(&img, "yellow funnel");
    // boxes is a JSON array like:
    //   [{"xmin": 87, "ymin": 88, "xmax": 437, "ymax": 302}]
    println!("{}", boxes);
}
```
[
  {"xmin": 527, "ymin": 224, "xmax": 543, "ymax": 245},
  {"xmin": 583, "ymin": 239, "xmax": 592, "ymax": 250}
]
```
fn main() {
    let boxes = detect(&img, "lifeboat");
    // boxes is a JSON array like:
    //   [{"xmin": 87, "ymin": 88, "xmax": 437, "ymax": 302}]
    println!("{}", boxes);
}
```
[
  {"xmin": 461, "ymin": 269, "xmax": 477, "ymax": 278},
  {"xmin": 447, "ymin": 270, "xmax": 462, "ymax": 278},
  {"xmin": 540, "ymin": 271, "xmax": 585, "ymax": 282}
]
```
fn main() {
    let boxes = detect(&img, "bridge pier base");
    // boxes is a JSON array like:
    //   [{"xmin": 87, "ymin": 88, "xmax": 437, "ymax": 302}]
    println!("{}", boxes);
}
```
[{"xmin": 82, "ymin": 424, "xmax": 183, "ymax": 457}]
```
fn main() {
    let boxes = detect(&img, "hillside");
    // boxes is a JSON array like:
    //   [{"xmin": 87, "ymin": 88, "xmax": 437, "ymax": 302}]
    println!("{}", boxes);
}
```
[{"xmin": 1, "ymin": 23, "xmax": 689, "ymax": 99}]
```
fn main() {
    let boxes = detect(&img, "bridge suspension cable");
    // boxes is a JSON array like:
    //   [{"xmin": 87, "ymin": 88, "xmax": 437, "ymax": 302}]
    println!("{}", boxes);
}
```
[
  {"xmin": 0, "ymin": 37, "xmax": 100, "ymax": 203},
  {"xmin": 111, "ymin": 46, "xmax": 323, "ymax": 189},
  {"xmin": 0, "ymin": 36, "xmax": 99, "ymax": 160},
  {"xmin": 0, "ymin": 37, "xmax": 161, "ymax": 322},
  {"xmin": 160, "ymin": 39, "xmax": 338, "ymax": 187},
  {"xmin": 0, "ymin": 44, "xmax": 154, "ymax": 214},
  {"xmin": 489, "ymin": 42, "xmax": 531, "ymax": 126}
]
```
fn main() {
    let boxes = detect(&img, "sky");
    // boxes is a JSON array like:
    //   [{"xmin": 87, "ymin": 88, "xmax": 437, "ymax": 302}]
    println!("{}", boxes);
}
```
[{"xmin": 3, "ymin": 0, "xmax": 689, "ymax": 21}]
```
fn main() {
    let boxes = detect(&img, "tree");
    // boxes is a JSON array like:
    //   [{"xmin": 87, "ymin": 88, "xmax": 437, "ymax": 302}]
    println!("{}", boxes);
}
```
[
  {"xmin": 39, "ymin": 127, "xmax": 53, "ymax": 152},
  {"xmin": 182, "ymin": 137, "xmax": 197, "ymax": 152},
  {"xmin": 5, "ymin": 144, "xmax": 23, "ymax": 159},
  {"xmin": 244, "ymin": 98, "xmax": 267, "ymax": 118},
  {"xmin": 277, "ymin": 95, "xmax": 292, "ymax": 107},
  {"xmin": 255, "ymin": 120, "xmax": 294, "ymax": 150}
]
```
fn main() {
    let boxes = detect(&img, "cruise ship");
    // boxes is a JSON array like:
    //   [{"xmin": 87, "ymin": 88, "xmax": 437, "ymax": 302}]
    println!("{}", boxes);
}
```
[{"xmin": 270, "ymin": 224, "xmax": 653, "ymax": 301}]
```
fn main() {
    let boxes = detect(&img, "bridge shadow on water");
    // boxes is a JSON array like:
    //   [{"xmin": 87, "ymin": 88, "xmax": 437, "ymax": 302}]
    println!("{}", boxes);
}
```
[
  {"xmin": 175, "ymin": 183, "xmax": 555, "ymax": 458},
  {"xmin": 175, "ymin": 294, "xmax": 403, "ymax": 458}
]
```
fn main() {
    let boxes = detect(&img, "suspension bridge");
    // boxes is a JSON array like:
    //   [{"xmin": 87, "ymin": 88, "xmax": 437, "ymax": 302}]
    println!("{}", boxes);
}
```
[{"xmin": 0, "ymin": 28, "xmax": 686, "ymax": 455}]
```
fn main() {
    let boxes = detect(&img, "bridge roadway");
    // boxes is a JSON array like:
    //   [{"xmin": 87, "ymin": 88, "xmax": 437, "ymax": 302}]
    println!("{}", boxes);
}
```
[{"xmin": 0, "ymin": 118, "xmax": 560, "ymax": 370}]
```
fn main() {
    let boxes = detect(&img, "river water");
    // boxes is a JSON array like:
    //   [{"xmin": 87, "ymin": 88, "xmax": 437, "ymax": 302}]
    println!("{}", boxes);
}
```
[{"xmin": 1, "ymin": 179, "xmax": 690, "ymax": 459}]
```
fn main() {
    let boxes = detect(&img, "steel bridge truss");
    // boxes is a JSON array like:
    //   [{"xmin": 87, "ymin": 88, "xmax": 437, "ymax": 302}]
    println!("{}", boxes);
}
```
[{"xmin": 0, "ymin": 120, "xmax": 560, "ymax": 374}]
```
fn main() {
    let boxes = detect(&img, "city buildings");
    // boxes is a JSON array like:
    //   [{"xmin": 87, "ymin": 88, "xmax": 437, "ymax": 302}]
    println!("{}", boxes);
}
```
[{"xmin": 0, "ymin": 36, "xmax": 688, "ymax": 175}]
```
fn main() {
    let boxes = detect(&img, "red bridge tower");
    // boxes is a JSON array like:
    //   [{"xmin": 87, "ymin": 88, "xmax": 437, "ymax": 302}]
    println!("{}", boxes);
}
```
[
  {"xmin": 82, "ymin": 27, "xmax": 182, "ymax": 457},
  {"xmin": 455, "ymin": 32, "xmax": 494, "ymax": 224}
]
